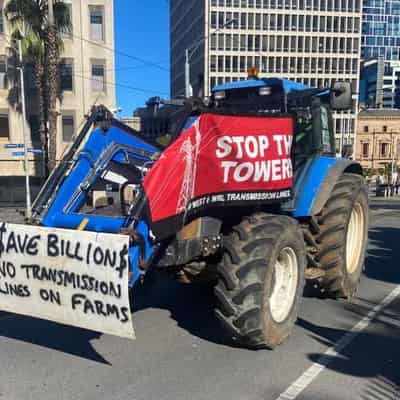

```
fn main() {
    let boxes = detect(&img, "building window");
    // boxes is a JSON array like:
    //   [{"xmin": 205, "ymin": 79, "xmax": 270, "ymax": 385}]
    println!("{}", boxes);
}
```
[
  {"xmin": 383, "ymin": 125, "xmax": 387, "ymax": 132},
  {"xmin": 210, "ymin": 56, "xmax": 216, "ymax": 72},
  {"xmin": 0, "ymin": 57, "xmax": 6, "ymax": 89},
  {"xmin": 380, "ymin": 142, "xmax": 389, "ymax": 158},
  {"xmin": 362, "ymin": 142, "xmax": 369, "ymax": 159},
  {"xmin": 62, "ymin": 115, "xmax": 74, "ymax": 142},
  {"xmin": 0, "ymin": 11, "xmax": 3, "ymax": 34},
  {"xmin": 60, "ymin": 59, "xmax": 73, "ymax": 91},
  {"xmin": 91, "ymin": 62, "xmax": 105, "ymax": 92},
  {"xmin": 363, "ymin": 125, "xmax": 369, "ymax": 133},
  {"xmin": 0, "ymin": 113, "xmax": 10, "ymax": 139},
  {"xmin": 89, "ymin": 6, "xmax": 104, "ymax": 41},
  {"xmin": 62, "ymin": 3, "xmax": 73, "ymax": 36}
]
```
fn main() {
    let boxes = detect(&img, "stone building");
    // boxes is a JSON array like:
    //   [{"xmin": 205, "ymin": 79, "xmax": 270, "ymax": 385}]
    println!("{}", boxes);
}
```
[
  {"xmin": 355, "ymin": 109, "xmax": 400, "ymax": 172},
  {"xmin": 0, "ymin": 0, "xmax": 115, "ymax": 190}
]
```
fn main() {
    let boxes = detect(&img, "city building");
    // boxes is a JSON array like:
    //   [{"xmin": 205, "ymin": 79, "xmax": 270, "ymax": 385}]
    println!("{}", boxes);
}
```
[
  {"xmin": 170, "ymin": 0, "xmax": 363, "ymax": 151},
  {"xmin": 355, "ymin": 109, "xmax": 400, "ymax": 172},
  {"xmin": 361, "ymin": 0, "xmax": 400, "ymax": 61},
  {"xmin": 359, "ymin": 58, "xmax": 400, "ymax": 109},
  {"xmin": 359, "ymin": 1, "xmax": 400, "ymax": 110},
  {"xmin": 0, "ymin": 0, "xmax": 115, "ymax": 193}
]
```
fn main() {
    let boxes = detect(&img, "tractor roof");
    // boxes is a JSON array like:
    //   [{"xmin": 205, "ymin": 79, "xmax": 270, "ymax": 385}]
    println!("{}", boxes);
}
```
[{"xmin": 212, "ymin": 78, "xmax": 312, "ymax": 94}]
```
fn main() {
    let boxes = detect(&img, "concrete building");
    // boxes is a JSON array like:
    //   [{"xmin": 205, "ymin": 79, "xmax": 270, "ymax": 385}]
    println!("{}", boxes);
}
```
[
  {"xmin": 355, "ymin": 109, "xmax": 400, "ymax": 172},
  {"xmin": 0, "ymin": 0, "xmax": 115, "ymax": 187},
  {"xmin": 170, "ymin": 0, "xmax": 363, "ymax": 151},
  {"xmin": 359, "ymin": 58, "xmax": 400, "ymax": 109}
]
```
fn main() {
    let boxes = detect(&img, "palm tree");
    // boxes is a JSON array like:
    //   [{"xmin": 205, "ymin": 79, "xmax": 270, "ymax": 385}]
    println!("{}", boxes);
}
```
[
  {"xmin": 5, "ymin": 0, "xmax": 71, "ymax": 173},
  {"xmin": 46, "ymin": 0, "xmax": 70, "ymax": 171}
]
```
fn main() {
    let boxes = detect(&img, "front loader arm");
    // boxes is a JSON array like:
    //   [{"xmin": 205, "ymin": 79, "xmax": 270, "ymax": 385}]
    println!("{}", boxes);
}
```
[{"xmin": 31, "ymin": 106, "xmax": 160, "ymax": 285}]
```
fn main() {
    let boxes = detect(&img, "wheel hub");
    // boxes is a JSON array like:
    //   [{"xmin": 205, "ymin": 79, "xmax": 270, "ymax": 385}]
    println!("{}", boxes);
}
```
[
  {"xmin": 269, "ymin": 247, "xmax": 299, "ymax": 323},
  {"xmin": 346, "ymin": 202, "xmax": 365, "ymax": 274}
]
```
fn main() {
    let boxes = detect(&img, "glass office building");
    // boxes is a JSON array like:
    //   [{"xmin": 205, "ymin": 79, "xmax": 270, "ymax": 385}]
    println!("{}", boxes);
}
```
[
  {"xmin": 362, "ymin": 0, "xmax": 400, "ymax": 61},
  {"xmin": 360, "ymin": 1, "xmax": 400, "ymax": 109}
]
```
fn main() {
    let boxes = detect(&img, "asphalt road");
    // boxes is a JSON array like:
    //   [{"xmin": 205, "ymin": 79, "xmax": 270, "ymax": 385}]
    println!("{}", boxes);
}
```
[{"xmin": 0, "ymin": 199, "xmax": 399, "ymax": 400}]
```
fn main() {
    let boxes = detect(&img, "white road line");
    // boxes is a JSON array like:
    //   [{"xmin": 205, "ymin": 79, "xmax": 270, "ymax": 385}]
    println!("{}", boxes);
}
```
[{"xmin": 276, "ymin": 285, "xmax": 400, "ymax": 400}]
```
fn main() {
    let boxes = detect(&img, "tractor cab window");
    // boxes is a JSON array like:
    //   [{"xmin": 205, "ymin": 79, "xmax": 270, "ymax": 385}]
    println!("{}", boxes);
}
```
[
  {"xmin": 293, "ymin": 110, "xmax": 313, "ymax": 164},
  {"xmin": 77, "ymin": 159, "xmax": 145, "ymax": 218},
  {"xmin": 320, "ymin": 105, "xmax": 333, "ymax": 154}
]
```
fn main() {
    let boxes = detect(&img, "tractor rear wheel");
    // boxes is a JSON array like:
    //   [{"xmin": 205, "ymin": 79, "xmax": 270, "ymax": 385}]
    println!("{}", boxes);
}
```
[
  {"xmin": 215, "ymin": 213, "xmax": 306, "ymax": 349},
  {"xmin": 314, "ymin": 173, "xmax": 369, "ymax": 298}
]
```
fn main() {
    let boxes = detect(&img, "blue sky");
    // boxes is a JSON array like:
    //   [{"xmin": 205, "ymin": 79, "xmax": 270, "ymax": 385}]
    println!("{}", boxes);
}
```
[{"xmin": 114, "ymin": 1, "xmax": 170, "ymax": 117}]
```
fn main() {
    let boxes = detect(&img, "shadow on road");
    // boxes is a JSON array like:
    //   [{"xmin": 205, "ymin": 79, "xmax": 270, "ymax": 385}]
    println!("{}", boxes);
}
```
[
  {"xmin": 0, "ymin": 271, "xmax": 236, "ymax": 365},
  {"xmin": 0, "ymin": 313, "xmax": 109, "ymax": 364},
  {"xmin": 298, "ymin": 305, "xmax": 400, "ymax": 400},
  {"xmin": 370, "ymin": 199, "xmax": 400, "ymax": 212},
  {"xmin": 0, "ymin": 214, "xmax": 397, "ymax": 364},
  {"xmin": 133, "ymin": 270, "xmax": 236, "ymax": 348},
  {"xmin": 365, "ymin": 226, "xmax": 400, "ymax": 284},
  {"xmin": 298, "ymin": 217, "xmax": 400, "ymax": 397}
]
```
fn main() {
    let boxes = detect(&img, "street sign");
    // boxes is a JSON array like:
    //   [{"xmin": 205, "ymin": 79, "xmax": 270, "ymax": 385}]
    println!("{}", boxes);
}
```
[
  {"xmin": 28, "ymin": 148, "xmax": 43, "ymax": 154},
  {"xmin": 12, "ymin": 151, "xmax": 25, "ymax": 157},
  {"xmin": 3, "ymin": 143, "xmax": 24, "ymax": 149}
]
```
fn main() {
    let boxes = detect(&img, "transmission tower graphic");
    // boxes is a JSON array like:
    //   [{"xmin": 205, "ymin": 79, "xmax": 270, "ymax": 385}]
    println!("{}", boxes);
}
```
[{"xmin": 176, "ymin": 121, "xmax": 202, "ymax": 213}]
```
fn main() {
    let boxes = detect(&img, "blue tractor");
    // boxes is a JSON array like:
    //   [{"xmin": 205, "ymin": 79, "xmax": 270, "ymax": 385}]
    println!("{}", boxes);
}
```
[{"xmin": 30, "ymin": 77, "xmax": 368, "ymax": 349}]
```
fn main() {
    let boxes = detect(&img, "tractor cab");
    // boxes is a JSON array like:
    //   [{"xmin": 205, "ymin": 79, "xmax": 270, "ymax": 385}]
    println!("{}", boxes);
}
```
[{"xmin": 209, "ymin": 77, "xmax": 352, "ymax": 161}]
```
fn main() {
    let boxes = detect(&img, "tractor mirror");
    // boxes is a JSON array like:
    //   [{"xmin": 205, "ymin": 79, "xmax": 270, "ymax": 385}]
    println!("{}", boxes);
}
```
[{"xmin": 330, "ymin": 81, "xmax": 352, "ymax": 111}]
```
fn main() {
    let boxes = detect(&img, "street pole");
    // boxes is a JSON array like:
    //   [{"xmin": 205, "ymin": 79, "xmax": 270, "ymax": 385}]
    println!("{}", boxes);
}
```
[
  {"xmin": 185, "ymin": 48, "xmax": 191, "ymax": 98},
  {"xmin": 48, "ymin": 0, "xmax": 54, "ymax": 24},
  {"xmin": 340, "ymin": 112, "xmax": 344, "ymax": 156},
  {"xmin": 184, "ymin": 19, "xmax": 236, "ymax": 99},
  {"xmin": 18, "ymin": 38, "xmax": 32, "ymax": 219},
  {"xmin": 391, "ymin": 131, "xmax": 395, "ymax": 183}
]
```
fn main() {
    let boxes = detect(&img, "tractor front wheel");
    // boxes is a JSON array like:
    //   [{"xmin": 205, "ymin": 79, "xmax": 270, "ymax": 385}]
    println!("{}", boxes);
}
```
[{"xmin": 215, "ymin": 213, "xmax": 306, "ymax": 349}]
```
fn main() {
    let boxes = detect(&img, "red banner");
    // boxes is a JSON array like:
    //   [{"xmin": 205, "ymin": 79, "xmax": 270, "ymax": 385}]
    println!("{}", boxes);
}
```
[{"xmin": 143, "ymin": 113, "xmax": 294, "ymax": 238}]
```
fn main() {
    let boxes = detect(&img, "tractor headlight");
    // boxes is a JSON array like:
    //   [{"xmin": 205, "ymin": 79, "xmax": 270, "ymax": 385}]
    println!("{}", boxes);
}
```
[
  {"xmin": 259, "ymin": 86, "xmax": 272, "ymax": 96},
  {"xmin": 203, "ymin": 96, "xmax": 212, "ymax": 107},
  {"xmin": 214, "ymin": 91, "xmax": 226, "ymax": 100}
]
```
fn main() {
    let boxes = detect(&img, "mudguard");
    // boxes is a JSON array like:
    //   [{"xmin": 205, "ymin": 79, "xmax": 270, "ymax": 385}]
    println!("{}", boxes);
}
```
[{"xmin": 289, "ymin": 156, "xmax": 363, "ymax": 218}]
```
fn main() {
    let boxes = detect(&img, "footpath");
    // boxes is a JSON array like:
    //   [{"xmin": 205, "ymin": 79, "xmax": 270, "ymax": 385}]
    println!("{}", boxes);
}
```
[{"xmin": 0, "ymin": 207, "xmax": 25, "ymax": 224}]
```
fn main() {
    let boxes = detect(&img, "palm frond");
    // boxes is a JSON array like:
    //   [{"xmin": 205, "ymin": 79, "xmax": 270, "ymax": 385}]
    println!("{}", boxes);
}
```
[
  {"xmin": 5, "ymin": 0, "xmax": 45, "ymax": 37},
  {"xmin": 22, "ymin": 31, "xmax": 45, "ymax": 61}
]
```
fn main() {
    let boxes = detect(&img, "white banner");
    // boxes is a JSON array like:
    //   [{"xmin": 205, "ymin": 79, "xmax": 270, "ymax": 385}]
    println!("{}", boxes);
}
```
[{"xmin": 0, "ymin": 222, "xmax": 134, "ymax": 339}]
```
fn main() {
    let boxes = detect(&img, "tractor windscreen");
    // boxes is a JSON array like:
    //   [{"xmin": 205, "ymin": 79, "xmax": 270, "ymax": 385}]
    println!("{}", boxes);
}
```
[
  {"xmin": 211, "ymin": 83, "xmax": 285, "ymax": 114},
  {"xmin": 143, "ymin": 112, "xmax": 294, "ymax": 239}
]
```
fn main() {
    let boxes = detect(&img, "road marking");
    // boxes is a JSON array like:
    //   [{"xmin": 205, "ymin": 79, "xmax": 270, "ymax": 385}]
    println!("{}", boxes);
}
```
[{"xmin": 276, "ymin": 285, "xmax": 400, "ymax": 400}]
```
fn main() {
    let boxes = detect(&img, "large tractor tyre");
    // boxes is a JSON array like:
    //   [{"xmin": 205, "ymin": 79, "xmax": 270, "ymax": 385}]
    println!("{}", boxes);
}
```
[
  {"xmin": 314, "ymin": 173, "xmax": 369, "ymax": 299},
  {"xmin": 215, "ymin": 214, "xmax": 306, "ymax": 349}
]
